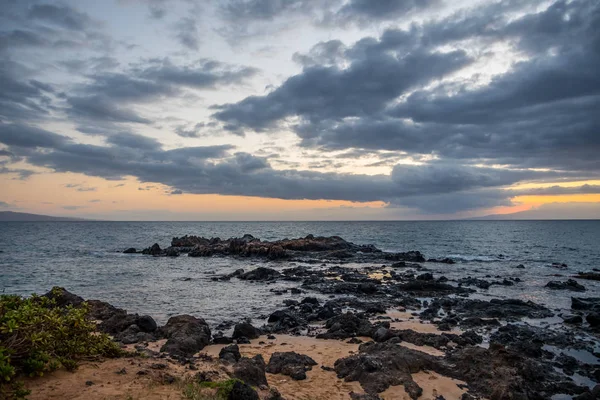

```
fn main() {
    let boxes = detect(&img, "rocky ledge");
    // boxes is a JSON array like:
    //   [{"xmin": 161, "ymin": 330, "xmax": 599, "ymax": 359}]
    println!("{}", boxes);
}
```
[{"xmin": 125, "ymin": 234, "xmax": 426, "ymax": 262}]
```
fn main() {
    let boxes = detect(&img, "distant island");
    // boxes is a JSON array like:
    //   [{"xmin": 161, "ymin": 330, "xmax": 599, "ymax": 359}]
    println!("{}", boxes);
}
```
[{"xmin": 0, "ymin": 211, "xmax": 87, "ymax": 222}]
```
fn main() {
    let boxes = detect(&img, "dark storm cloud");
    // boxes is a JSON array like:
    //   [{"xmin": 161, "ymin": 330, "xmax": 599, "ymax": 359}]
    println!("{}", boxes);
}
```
[
  {"xmin": 1, "ymin": 122, "xmax": 593, "ymax": 213},
  {"xmin": 214, "ymin": 0, "xmax": 600, "ymax": 178},
  {"xmin": 213, "ymin": 47, "xmax": 472, "ymax": 131}
]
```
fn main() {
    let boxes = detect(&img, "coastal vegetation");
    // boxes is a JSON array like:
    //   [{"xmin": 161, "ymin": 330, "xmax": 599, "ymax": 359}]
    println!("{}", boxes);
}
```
[{"xmin": 0, "ymin": 288, "xmax": 123, "ymax": 399}]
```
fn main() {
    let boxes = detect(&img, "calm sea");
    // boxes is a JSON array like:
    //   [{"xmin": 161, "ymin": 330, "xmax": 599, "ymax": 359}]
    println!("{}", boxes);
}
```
[{"xmin": 1, "ymin": 221, "xmax": 599, "ymax": 324}]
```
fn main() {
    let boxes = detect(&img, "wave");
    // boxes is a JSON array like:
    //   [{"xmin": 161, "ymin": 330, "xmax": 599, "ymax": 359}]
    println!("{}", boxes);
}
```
[{"xmin": 446, "ymin": 254, "xmax": 506, "ymax": 262}]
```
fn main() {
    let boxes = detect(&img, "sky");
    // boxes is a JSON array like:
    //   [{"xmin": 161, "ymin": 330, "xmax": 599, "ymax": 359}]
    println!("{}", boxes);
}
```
[{"xmin": 0, "ymin": 0, "xmax": 599, "ymax": 221}]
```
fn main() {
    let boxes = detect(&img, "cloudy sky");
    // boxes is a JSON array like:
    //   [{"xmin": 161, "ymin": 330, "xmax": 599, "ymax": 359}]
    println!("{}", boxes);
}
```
[{"xmin": 0, "ymin": 0, "xmax": 599, "ymax": 220}]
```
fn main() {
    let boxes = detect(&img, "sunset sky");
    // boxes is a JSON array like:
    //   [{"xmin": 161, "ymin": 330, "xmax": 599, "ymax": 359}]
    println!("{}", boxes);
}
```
[{"xmin": 1, "ymin": 0, "xmax": 599, "ymax": 220}]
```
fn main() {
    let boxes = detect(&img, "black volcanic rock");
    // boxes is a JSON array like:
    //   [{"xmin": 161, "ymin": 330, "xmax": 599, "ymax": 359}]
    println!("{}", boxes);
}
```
[
  {"xmin": 142, "ymin": 243, "xmax": 161, "ymax": 256},
  {"xmin": 266, "ymin": 352, "xmax": 317, "ymax": 380},
  {"xmin": 233, "ymin": 322, "xmax": 260, "ymax": 339},
  {"xmin": 233, "ymin": 355, "xmax": 268, "ymax": 387},
  {"xmin": 238, "ymin": 267, "xmax": 281, "ymax": 281},
  {"xmin": 384, "ymin": 251, "xmax": 425, "ymax": 263},
  {"xmin": 219, "ymin": 344, "xmax": 242, "ymax": 363},
  {"xmin": 159, "ymin": 315, "xmax": 211, "ymax": 357},
  {"xmin": 545, "ymin": 279, "xmax": 586, "ymax": 292}
]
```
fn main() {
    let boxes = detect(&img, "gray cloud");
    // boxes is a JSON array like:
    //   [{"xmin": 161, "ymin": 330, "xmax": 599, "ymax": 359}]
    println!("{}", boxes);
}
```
[
  {"xmin": 213, "ymin": 0, "xmax": 600, "ymax": 178},
  {"xmin": 105, "ymin": 132, "xmax": 163, "ymax": 150},
  {"xmin": 220, "ymin": 0, "xmax": 336, "ymax": 22},
  {"xmin": 28, "ymin": 4, "xmax": 94, "ymax": 31},
  {"xmin": 0, "ymin": 123, "xmax": 69, "ymax": 148},
  {"xmin": 67, "ymin": 95, "xmax": 152, "ymax": 124},
  {"xmin": 325, "ymin": 0, "xmax": 442, "ymax": 27},
  {"xmin": 0, "ymin": 61, "xmax": 55, "ymax": 122},
  {"xmin": 174, "ymin": 17, "xmax": 200, "ymax": 50},
  {"xmin": 2, "ymin": 122, "xmax": 595, "ymax": 214},
  {"xmin": 219, "ymin": 0, "xmax": 441, "ymax": 35},
  {"xmin": 213, "ymin": 46, "xmax": 471, "ymax": 131},
  {"xmin": 0, "ymin": 166, "xmax": 35, "ymax": 180},
  {"xmin": 63, "ymin": 205, "xmax": 85, "ymax": 210},
  {"xmin": 66, "ymin": 58, "xmax": 258, "ymax": 127}
]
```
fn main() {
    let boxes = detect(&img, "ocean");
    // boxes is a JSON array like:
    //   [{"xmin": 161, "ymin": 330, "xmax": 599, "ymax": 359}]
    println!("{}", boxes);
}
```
[{"xmin": 1, "ymin": 220, "xmax": 599, "ymax": 325}]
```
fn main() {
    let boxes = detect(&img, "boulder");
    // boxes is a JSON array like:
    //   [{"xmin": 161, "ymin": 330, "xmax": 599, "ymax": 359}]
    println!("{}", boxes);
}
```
[
  {"xmin": 572, "ymin": 297, "xmax": 600, "ymax": 312},
  {"xmin": 586, "ymin": 313, "xmax": 600, "ymax": 328},
  {"xmin": 267, "ymin": 310, "xmax": 304, "ymax": 332},
  {"xmin": 385, "ymin": 251, "xmax": 425, "ymax": 263},
  {"xmin": 266, "ymin": 352, "xmax": 318, "ymax": 381},
  {"xmin": 575, "ymin": 272, "xmax": 600, "ymax": 281},
  {"xmin": 238, "ymin": 267, "xmax": 281, "ymax": 281},
  {"xmin": 219, "ymin": 344, "xmax": 241, "ymax": 363},
  {"xmin": 43, "ymin": 286, "xmax": 84, "ymax": 307},
  {"xmin": 334, "ymin": 342, "xmax": 438, "ymax": 398},
  {"xmin": 137, "ymin": 315, "xmax": 158, "ymax": 332},
  {"xmin": 233, "ymin": 355, "xmax": 268, "ymax": 387},
  {"xmin": 317, "ymin": 312, "xmax": 376, "ymax": 339},
  {"xmin": 123, "ymin": 248, "xmax": 137, "ymax": 254},
  {"xmin": 416, "ymin": 273, "xmax": 434, "ymax": 281},
  {"xmin": 142, "ymin": 243, "xmax": 162, "ymax": 256},
  {"xmin": 563, "ymin": 315, "xmax": 584, "ymax": 324},
  {"xmin": 233, "ymin": 322, "xmax": 260, "ymax": 340},
  {"xmin": 427, "ymin": 258, "xmax": 455, "ymax": 264},
  {"xmin": 159, "ymin": 315, "xmax": 211, "ymax": 357},
  {"xmin": 545, "ymin": 279, "xmax": 586, "ymax": 292}
]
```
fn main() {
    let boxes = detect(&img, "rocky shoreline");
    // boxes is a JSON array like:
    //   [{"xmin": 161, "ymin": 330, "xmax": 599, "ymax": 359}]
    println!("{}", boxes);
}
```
[{"xmin": 25, "ymin": 234, "xmax": 600, "ymax": 399}]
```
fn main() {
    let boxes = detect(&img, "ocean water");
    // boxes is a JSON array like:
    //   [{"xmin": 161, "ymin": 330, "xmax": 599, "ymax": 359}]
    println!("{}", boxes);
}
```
[{"xmin": 1, "ymin": 220, "xmax": 599, "ymax": 325}]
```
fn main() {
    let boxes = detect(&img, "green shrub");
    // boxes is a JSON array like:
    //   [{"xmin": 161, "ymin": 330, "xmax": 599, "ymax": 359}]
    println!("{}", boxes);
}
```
[{"xmin": 0, "ymin": 289, "xmax": 124, "ymax": 399}]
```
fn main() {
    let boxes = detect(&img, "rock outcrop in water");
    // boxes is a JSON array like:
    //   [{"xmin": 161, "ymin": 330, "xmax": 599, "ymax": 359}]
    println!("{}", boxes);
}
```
[{"xmin": 132, "ymin": 234, "xmax": 427, "ymax": 262}]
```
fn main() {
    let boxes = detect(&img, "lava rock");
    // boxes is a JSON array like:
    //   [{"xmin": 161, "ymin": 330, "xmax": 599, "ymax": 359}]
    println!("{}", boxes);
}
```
[
  {"xmin": 266, "ymin": 352, "xmax": 318, "ymax": 380},
  {"xmin": 238, "ymin": 267, "xmax": 281, "ymax": 281},
  {"xmin": 233, "ymin": 355, "xmax": 268, "ymax": 387},
  {"xmin": 233, "ymin": 322, "xmax": 260, "ymax": 340},
  {"xmin": 159, "ymin": 315, "xmax": 211, "ymax": 357},
  {"xmin": 219, "ymin": 344, "xmax": 242, "ymax": 363},
  {"xmin": 545, "ymin": 279, "xmax": 586, "ymax": 292}
]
